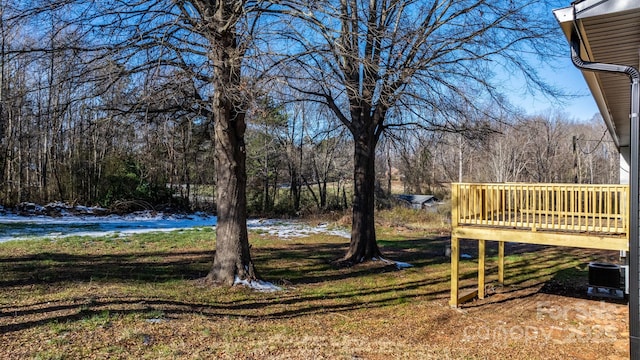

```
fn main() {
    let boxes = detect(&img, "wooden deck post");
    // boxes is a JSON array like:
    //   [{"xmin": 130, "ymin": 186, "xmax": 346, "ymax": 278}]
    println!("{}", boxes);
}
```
[
  {"xmin": 450, "ymin": 183, "xmax": 460, "ymax": 307},
  {"xmin": 498, "ymin": 241, "xmax": 505, "ymax": 284},
  {"xmin": 478, "ymin": 239, "xmax": 485, "ymax": 299},
  {"xmin": 450, "ymin": 236, "xmax": 459, "ymax": 307}
]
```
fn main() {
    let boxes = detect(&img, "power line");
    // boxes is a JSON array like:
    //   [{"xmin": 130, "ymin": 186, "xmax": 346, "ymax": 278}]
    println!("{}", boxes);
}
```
[{"xmin": 576, "ymin": 128, "xmax": 610, "ymax": 155}]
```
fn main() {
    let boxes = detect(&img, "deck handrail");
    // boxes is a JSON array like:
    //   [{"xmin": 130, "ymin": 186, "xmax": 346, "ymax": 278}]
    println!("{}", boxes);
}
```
[{"xmin": 451, "ymin": 183, "xmax": 629, "ymax": 236}]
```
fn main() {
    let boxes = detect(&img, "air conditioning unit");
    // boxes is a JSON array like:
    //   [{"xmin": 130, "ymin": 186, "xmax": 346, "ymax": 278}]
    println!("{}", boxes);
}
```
[{"xmin": 587, "ymin": 262, "xmax": 624, "ymax": 299}]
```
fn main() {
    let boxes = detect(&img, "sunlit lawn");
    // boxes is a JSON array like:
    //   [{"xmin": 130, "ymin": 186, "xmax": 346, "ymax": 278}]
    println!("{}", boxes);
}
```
[{"xmin": 0, "ymin": 222, "xmax": 629, "ymax": 359}]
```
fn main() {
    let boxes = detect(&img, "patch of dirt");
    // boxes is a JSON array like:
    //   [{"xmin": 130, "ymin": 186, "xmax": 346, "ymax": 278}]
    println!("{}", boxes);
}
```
[{"xmin": 452, "ymin": 291, "xmax": 629, "ymax": 360}]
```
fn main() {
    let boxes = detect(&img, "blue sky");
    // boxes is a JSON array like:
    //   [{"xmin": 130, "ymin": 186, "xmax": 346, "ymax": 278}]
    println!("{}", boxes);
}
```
[
  {"xmin": 499, "ymin": 1, "xmax": 601, "ymax": 122},
  {"xmin": 504, "ymin": 49, "xmax": 600, "ymax": 122},
  {"xmin": 523, "ymin": 57, "xmax": 599, "ymax": 121}
]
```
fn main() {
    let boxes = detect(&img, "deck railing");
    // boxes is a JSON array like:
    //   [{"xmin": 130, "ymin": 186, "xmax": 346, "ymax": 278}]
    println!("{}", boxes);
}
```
[{"xmin": 451, "ymin": 183, "xmax": 629, "ymax": 236}]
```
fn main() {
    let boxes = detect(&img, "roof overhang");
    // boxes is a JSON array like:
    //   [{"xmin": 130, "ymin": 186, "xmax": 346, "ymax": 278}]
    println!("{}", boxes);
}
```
[{"xmin": 554, "ymin": 0, "xmax": 640, "ymax": 150}]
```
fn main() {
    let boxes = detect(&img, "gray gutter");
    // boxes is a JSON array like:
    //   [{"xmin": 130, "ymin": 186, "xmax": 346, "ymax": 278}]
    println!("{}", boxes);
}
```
[{"xmin": 573, "ymin": 0, "xmax": 640, "ymax": 19}]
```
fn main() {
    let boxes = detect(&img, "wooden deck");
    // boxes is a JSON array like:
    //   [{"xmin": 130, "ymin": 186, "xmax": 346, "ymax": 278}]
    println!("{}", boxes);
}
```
[{"xmin": 450, "ymin": 183, "xmax": 629, "ymax": 307}]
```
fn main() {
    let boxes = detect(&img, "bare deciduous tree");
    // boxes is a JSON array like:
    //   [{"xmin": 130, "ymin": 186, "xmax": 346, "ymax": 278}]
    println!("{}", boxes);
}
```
[
  {"xmin": 7, "ymin": 0, "xmax": 271, "ymax": 285},
  {"xmin": 281, "ymin": 0, "xmax": 562, "ymax": 263}
]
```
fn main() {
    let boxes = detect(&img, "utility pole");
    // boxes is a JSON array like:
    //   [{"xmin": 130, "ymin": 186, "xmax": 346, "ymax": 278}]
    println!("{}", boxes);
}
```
[
  {"xmin": 573, "ymin": 135, "xmax": 578, "ymax": 183},
  {"xmin": 458, "ymin": 134, "xmax": 463, "ymax": 183}
]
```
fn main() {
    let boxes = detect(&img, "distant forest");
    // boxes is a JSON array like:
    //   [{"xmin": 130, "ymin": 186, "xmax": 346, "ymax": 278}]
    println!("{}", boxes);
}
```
[{"xmin": 0, "ymin": 2, "xmax": 618, "ymax": 215}]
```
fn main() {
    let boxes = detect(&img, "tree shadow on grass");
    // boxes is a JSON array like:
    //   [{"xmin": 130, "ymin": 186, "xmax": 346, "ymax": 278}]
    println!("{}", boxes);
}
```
[
  {"xmin": 1, "ymin": 293, "xmax": 454, "ymax": 335},
  {"xmin": 0, "ymin": 235, "xmax": 611, "ymax": 334},
  {"xmin": 0, "ymin": 250, "xmax": 215, "ymax": 287},
  {"xmin": 0, "ymin": 275, "xmax": 453, "ymax": 334},
  {"xmin": 0, "ymin": 236, "xmax": 457, "ymax": 334},
  {"xmin": 255, "ymin": 236, "xmax": 453, "ymax": 285},
  {"xmin": 0, "ymin": 236, "xmax": 451, "ymax": 287},
  {"xmin": 459, "ymin": 245, "xmax": 625, "ymax": 307},
  {"xmin": 0, "ymin": 237, "xmax": 609, "ymax": 292}
]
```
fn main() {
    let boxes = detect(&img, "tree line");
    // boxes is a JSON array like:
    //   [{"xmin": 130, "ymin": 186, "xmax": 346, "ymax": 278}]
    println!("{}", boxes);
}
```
[
  {"xmin": 0, "ymin": 38, "xmax": 614, "ymax": 209},
  {"xmin": 1, "ymin": 0, "xmax": 613, "ymax": 283}
]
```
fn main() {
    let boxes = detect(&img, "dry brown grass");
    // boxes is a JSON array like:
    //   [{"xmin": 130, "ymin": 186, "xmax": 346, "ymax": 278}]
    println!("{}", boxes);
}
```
[{"xmin": 0, "ymin": 224, "xmax": 630, "ymax": 359}]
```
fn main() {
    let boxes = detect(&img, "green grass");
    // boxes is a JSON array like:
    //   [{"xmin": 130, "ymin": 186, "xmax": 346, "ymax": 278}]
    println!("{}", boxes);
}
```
[{"xmin": 0, "ymin": 221, "xmax": 627, "ymax": 359}]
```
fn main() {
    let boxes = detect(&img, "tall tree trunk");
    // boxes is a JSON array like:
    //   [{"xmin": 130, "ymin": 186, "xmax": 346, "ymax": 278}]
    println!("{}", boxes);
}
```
[
  {"xmin": 312, "ymin": 160, "xmax": 327, "ymax": 209},
  {"xmin": 204, "ymin": 19, "xmax": 256, "ymax": 285},
  {"xmin": 343, "ymin": 131, "xmax": 381, "ymax": 263},
  {"xmin": 207, "ymin": 101, "xmax": 255, "ymax": 284},
  {"xmin": 386, "ymin": 144, "xmax": 392, "ymax": 195},
  {"xmin": 289, "ymin": 162, "xmax": 301, "ymax": 211},
  {"xmin": 263, "ymin": 148, "xmax": 269, "ymax": 212}
]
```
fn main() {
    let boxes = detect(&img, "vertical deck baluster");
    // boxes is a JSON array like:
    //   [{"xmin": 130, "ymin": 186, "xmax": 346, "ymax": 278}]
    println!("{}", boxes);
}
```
[
  {"xmin": 578, "ymin": 187, "xmax": 583, "ymax": 231},
  {"xmin": 503, "ymin": 185, "xmax": 507, "ymax": 224},
  {"xmin": 508, "ymin": 186, "xmax": 513, "ymax": 226},
  {"xmin": 598, "ymin": 187, "xmax": 603, "ymax": 231},
  {"xmin": 496, "ymin": 185, "xmax": 500, "ymax": 224},
  {"xmin": 563, "ymin": 186, "xmax": 568, "ymax": 230},
  {"xmin": 476, "ymin": 184, "xmax": 480, "ymax": 225},
  {"xmin": 486, "ymin": 185, "xmax": 497, "ymax": 225},
  {"xmin": 569, "ymin": 186, "xmax": 574, "ymax": 231},
  {"xmin": 606, "ymin": 189, "xmax": 612, "ymax": 232},
  {"xmin": 473, "ymin": 184, "xmax": 478, "ymax": 225},
  {"xmin": 465, "ymin": 184, "xmax": 470, "ymax": 224},
  {"xmin": 484, "ymin": 184, "xmax": 488, "ymax": 224},
  {"xmin": 591, "ymin": 188, "xmax": 596, "ymax": 232},
  {"xmin": 532, "ymin": 185, "xmax": 537, "ymax": 231},
  {"xmin": 614, "ymin": 187, "xmax": 618, "ymax": 233},
  {"xmin": 545, "ymin": 185, "xmax": 549, "ymax": 229}
]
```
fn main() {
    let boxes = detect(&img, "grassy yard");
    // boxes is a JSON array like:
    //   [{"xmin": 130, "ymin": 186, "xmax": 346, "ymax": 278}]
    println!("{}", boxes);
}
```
[{"xmin": 0, "ymin": 221, "xmax": 630, "ymax": 359}]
